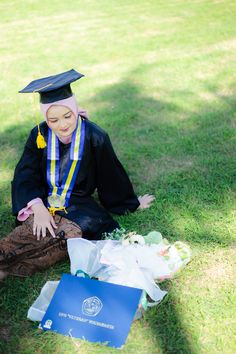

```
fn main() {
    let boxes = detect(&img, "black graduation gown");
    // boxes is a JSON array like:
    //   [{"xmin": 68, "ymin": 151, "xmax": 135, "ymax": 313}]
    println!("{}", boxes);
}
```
[{"xmin": 11, "ymin": 119, "xmax": 140, "ymax": 240}]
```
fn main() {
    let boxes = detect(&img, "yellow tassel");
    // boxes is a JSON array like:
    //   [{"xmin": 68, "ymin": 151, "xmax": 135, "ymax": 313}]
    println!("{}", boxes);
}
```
[
  {"xmin": 36, "ymin": 130, "xmax": 47, "ymax": 149},
  {"xmin": 48, "ymin": 206, "xmax": 68, "ymax": 216},
  {"xmin": 33, "ymin": 89, "xmax": 48, "ymax": 149}
]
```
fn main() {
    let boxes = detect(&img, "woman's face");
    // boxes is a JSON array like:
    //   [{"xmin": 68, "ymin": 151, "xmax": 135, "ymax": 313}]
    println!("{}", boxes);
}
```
[{"xmin": 46, "ymin": 105, "xmax": 77, "ymax": 138}]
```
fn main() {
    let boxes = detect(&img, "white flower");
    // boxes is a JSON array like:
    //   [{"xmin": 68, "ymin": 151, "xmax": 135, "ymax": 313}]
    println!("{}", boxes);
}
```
[
  {"xmin": 122, "ymin": 238, "xmax": 130, "ymax": 246},
  {"xmin": 130, "ymin": 234, "xmax": 145, "ymax": 245},
  {"xmin": 122, "ymin": 234, "xmax": 145, "ymax": 245}
]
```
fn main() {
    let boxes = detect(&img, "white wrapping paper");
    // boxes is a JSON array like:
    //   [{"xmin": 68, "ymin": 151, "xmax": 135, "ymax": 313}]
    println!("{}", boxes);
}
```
[{"xmin": 27, "ymin": 234, "xmax": 191, "ymax": 321}]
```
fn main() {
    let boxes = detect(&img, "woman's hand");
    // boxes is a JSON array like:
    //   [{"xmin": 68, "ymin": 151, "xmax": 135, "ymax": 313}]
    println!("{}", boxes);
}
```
[
  {"xmin": 31, "ymin": 203, "xmax": 57, "ymax": 240},
  {"xmin": 138, "ymin": 194, "xmax": 155, "ymax": 210}
]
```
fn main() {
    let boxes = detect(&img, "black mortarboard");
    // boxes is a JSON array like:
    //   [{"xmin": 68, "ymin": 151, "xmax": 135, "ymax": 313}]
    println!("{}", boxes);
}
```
[{"xmin": 19, "ymin": 69, "xmax": 84, "ymax": 103}]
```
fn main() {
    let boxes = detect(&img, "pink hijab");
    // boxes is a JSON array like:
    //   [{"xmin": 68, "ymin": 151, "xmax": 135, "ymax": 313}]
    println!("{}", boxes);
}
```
[
  {"xmin": 40, "ymin": 95, "xmax": 89, "ymax": 144},
  {"xmin": 40, "ymin": 94, "xmax": 89, "ymax": 120}
]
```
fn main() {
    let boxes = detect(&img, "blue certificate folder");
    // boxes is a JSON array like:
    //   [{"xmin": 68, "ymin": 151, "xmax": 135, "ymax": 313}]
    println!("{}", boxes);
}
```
[{"xmin": 41, "ymin": 274, "xmax": 142, "ymax": 348}]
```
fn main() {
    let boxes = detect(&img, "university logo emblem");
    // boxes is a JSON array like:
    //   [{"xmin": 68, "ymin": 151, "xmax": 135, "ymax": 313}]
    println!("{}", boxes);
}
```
[
  {"xmin": 43, "ymin": 319, "xmax": 53, "ymax": 329},
  {"xmin": 82, "ymin": 296, "xmax": 103, "ymax": 317}
]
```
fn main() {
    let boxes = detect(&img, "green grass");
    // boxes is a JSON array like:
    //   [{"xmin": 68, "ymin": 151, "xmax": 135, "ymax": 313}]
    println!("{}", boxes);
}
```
[{"xmin": 0, "ymin": 0, "xmax": 235, "ymax": 353}]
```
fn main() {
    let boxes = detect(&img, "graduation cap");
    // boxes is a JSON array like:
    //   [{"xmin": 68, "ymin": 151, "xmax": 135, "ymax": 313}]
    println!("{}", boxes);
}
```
[
  {"xmin": 19, "ymin": 69, "xmax": 84, "ymax": 103},
  {"xmin": 19, "ymin": 69, "xmax": 85, "ymax": 148}
]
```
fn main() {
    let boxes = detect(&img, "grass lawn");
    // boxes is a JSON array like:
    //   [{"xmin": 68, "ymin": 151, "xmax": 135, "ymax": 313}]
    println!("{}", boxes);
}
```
[{"xmin": 0, "ymin": 0, "xmax": 235, "ymax": 353}]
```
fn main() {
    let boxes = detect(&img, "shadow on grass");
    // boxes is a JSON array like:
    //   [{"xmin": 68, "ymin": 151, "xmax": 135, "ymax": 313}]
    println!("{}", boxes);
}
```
[
  {"xmin": 0, "ymin": 71, "xmax": 235, "ymax": 353},
  {"xmin": 91, "ymin": 76, "xmax": 235, "ymax": 247},
  {"xmin": 88, "ymin": 74, "xmax": 235, "ymax": 353},
  {"xmin": 143, "ymin": 290, "xmax": 197, "ymax": 354},
  {"xmin": 0, "ymin": 122, "xmax": 33, "ymax": 237},
  {"xmin": 0, "ymin": 260, "xmax": 70, "ymax": 353}
]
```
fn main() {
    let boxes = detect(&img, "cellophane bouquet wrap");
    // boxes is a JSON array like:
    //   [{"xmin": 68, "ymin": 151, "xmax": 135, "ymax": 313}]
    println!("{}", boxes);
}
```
[{"xmin": 27, "ymin": 230, "xmax": 191, "ymax": 321}]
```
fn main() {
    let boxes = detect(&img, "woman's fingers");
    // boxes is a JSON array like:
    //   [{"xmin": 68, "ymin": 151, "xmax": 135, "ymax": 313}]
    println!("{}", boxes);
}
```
[
  {"xmin": 34, "ymin": 223, "xmax": 56, "ymax": 240},
  {"xmin": 146, "ymin": 195, "xmax": 155, "ymax": 204},
  {"xmin": 145, "ymin": 196, "xmax": 154, "ymax": 203},
  {"xmin": 36, "ymin": 225, "xmax": 41, "ymax": 241},
  {"xmin": 34, "ymin": 221, "xmax": 57, "ymax": 240},
  {"xmin": 138, "ymin": 194, "xmax": 155, "ymax": 200},
  {"xmin": 146, "ymin": 194, "xmax": 155, "ymax": 200},
  {"xmin": 47, "ymin": 224, "xmax": 56, "ymax": 238},
  {"xmin": 50, "ymin": 217, "xmax": 58, "ymax": 229},
  {"xmin": 32, "ymin": 204, "xmax": 57, "ymax": 240},
  {"xmin": 138, "ymin": 194, "xmax": 156, "ymax": 209},
  {"xmin": 42, "ymin": 226, "xmax": 46, "ymax": 238}
]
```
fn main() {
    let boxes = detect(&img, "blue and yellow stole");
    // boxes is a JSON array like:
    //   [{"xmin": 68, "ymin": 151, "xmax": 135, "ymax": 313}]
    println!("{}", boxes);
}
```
[{"xmin": 46, "ymin": 117, "xmax": 86, "ymax": 215}]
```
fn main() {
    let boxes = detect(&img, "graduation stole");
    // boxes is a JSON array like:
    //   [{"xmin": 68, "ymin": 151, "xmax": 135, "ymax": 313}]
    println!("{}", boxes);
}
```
[{"xmin": 47, "ymin": 117, "xmax": 86, "ymax": 216}]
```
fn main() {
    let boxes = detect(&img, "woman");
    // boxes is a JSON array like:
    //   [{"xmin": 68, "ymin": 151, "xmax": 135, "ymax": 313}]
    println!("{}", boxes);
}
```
[{"xmin": 0, "ymin": 69, "xmax": 154, "ymax": 280}]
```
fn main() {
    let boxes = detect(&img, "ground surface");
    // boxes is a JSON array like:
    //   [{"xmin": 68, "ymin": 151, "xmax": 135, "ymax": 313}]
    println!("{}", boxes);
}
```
[{"xmin": 0, "ymin": 0, "xmax": 235, "ymax": 353}]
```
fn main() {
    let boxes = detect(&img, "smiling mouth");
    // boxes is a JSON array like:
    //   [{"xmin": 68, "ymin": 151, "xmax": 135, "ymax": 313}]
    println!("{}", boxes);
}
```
[{"xmin": 60, "ymin": 128, "xmax": 69, "ymax": 132}]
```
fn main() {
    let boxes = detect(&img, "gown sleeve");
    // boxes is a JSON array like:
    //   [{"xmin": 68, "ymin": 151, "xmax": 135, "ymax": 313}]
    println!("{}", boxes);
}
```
[
  {"xmin": 11, "ymin": 128, "xmax": 47, "ymax": 215},
  {"xmin": 95, "ymin": 132, "xmax": 140, "ymax": 214}
]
